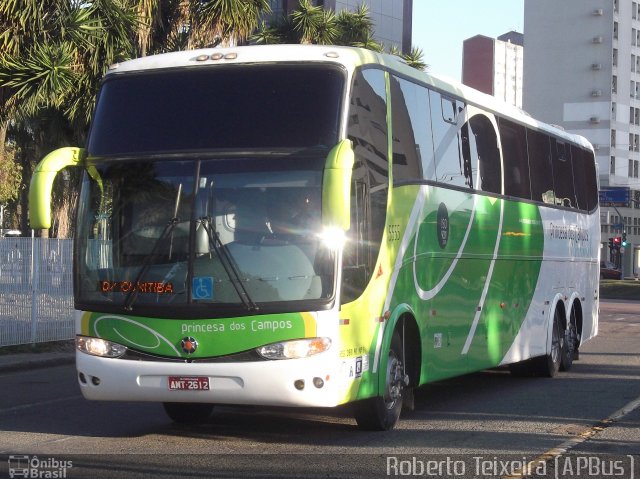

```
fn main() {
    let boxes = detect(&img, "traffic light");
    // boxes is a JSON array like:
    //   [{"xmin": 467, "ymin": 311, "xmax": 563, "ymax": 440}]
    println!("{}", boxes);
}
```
[
  {"xmin": 622, "ymin": 232, "xmax": 628, "ymax": 247},
  {"xmin": 613, "ymin": 236, "xmax": 622, "ymax": 247},
  {"xmin": 608, "ymin": 237, "xmax": 615, "ymax": 249}
]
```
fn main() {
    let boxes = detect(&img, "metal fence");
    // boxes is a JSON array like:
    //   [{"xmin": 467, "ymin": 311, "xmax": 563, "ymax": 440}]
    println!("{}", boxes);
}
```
[{"xmin": 0, "ymin": 237, "xmax": 74, "ymax": 346}]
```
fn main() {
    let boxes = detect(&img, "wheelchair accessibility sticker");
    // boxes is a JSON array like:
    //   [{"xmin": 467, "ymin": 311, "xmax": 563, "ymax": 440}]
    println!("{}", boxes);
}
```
[{"xmin": 192, "ymin": 277, "xmax": 214, "ymax": 300}]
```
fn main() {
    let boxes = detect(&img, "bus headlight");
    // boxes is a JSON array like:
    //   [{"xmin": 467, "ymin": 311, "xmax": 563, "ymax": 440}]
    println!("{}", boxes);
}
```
[
  {"xmin": 76, "ymin": 335, "xmax": 127, "ymax": 358},
  {"xmin": 257, "ymin": 337, "xmax": 331, "ymax": 360}
]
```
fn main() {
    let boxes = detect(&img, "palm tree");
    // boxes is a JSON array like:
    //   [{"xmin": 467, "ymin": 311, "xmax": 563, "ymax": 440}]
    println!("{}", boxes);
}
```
[
  {"xmin": 252, "ymin": 1, "xmax": 427, "ymax": 72},
  {"xmin": 131, "ymin": 0, "xmax": 197, "ymax": 56},
  {"xmin": 288, "ymin": 0, "xmax": 339, "ymax": 45},
  {"xmin": 252, "ymin": 13, "xmax": 299, "ymax": 45},
  {"xmin": 335, "ymin": 4, "xmax": 372, "ymax": 46},
  {"xmin": 0, "ymin": 0, "xmax": 135, "ymax": 235},
  {"xmin": 1, "ymin": 0, "xmax": 135, "ymax": 128},
  {"xmin": 389, "ymin": 45, "xmax": 428, "ymax": 72},
  {"xmin": 291, "ymin": 0, "xmax": 324, "ymax": 44},
  {"xmin": 352, "ymin": 30, "xmax": 383, "ymax": 53},
  {"xmin": 399, "ymin": 46, "xmax": 427, "ymax": 71},
  {"xmin": 188, "ymin": 0, "xmax": 271, "ymax": 48},
  {"xmin": 252, "ymin": 20, "xmax": 284, "ymax": 45}
]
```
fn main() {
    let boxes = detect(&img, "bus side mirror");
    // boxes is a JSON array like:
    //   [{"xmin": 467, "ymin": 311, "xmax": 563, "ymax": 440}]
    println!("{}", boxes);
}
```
[
  {"xmin": 322, "ymin": 140, "xmax": 354, "ymax": 230},
  {"xmin": 29, "ymin": 147, "xmax": 84, "ymax": 229}
]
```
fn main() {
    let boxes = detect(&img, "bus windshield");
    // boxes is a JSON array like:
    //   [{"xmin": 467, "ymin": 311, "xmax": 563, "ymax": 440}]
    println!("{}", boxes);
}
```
[
  {"xmin": 87, "ymin": 64, "xmax": 344, "ymax": 156},
  {"xmin": 75, "ymin": 158, "xmax": 335, "ymax": 315}
]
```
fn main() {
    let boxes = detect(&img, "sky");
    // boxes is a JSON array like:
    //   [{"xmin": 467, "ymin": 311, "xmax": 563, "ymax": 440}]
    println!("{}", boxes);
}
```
[{"xmin": 411, "ymin": 0, "xmax": 524, "ymax": 80}]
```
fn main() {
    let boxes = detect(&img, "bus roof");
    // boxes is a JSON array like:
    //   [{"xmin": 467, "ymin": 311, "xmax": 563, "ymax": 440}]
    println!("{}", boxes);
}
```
[{"xmin": 107, "ymin": 44, "xmax": 593, "ymax": 151}]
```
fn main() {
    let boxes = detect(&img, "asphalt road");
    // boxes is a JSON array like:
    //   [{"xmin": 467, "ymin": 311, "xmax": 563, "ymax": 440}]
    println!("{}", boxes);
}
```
[{"xmin": 0, "ymin": 300, "xmax": 638, "ymax": 478}]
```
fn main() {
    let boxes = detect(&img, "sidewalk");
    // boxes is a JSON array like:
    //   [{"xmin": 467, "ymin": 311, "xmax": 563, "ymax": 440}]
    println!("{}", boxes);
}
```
[{"xmin": 0, "ymin": 343, "xmax": 75, "ymax": 373}]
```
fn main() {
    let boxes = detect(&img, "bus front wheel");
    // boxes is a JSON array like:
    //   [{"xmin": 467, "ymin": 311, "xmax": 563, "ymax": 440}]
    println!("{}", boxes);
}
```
[
  {"xmin": 163, "ymin": 402, "xmax": 214, "ymax": 424},
  {"xmin": 353, "ymin": 332, "xmax": 406, "ymax": 431}
]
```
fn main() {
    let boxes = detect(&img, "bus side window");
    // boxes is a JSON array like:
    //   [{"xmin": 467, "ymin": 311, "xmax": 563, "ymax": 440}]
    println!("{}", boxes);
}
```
[
  {"xmin": 499, "ymin": 118, "xmax": 531, "ymax": 200},
  {"xmin": 469, "ymin": 114, "xmax": 501, "ymax": 195},
  {"xmin": 348, "ymin": 68, "xmax": 389, "ymax": 190},
  {"xmin": 550, "ymin": 138, "xmax": 576, "ymax": 208},
  {"xmin": 527, "ymin": 129, "xmax": 555, "ymax": 205},
  {"xmin": 571, "ymin": 145, "xmax": 598, "ymax": 211},
  {"xmin": 571, "ymin": 145, "xmax": 588, "ymax": 210},
  {"xmin": 430, "ymin": 92, "xmax": 468, "ymax": 188},
  {"xmin": 460, "ymin": 120, "xmax": 476, "ymax": 189},
  {"xmin": 583, "ymin": 149, "xmax": 599, "ymax": 211},
  {"xmin": 343, "ymin": 68, "xmax": 389, "ymax": 304},
  {"xmin": 390, "ymin": 75, "xmax": 431, "ymax": 182},
  {"xmin": 342, "ymin": 181, "xmax": 369, "ymax": 304}
]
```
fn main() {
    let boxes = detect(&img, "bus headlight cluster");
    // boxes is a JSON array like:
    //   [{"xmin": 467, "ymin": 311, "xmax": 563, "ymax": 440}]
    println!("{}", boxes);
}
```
[
  {"xmin": 257, "ymin": 337, "xmax": 331, "ymax": 360},
  {"xmin": 76, "ymin": 335, "xmax": 127, "ymax": 358}
]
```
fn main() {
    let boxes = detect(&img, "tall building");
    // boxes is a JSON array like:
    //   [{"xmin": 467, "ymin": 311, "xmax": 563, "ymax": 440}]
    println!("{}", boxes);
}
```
[
  {"xmin": 524, "ymin": 0, "xmax": 640, "ymax": 277},
  {"xmin": 267, "ymin": 0, "xmax": 413, "ymax": 53},
  {"xmin": 462, "ymin": 31, "xmax": 524, "ymax": 108}
]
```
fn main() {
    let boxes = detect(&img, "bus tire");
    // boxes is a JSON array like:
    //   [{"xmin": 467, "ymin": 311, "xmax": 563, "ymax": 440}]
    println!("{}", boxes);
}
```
[
  {"xmin": 561, "ymin": 308, "xmax": 578, "ymax": 371},
  {"xmin": 538, "ymin": 307, "xmax": 563, "ymax": 377},
  {"xmin": 163, "ymin": 402, "xmax": 214, "ymax": 424},
  {"xmin": 353, "ymin": 332, "xmax": 405, "ymax": 431}
]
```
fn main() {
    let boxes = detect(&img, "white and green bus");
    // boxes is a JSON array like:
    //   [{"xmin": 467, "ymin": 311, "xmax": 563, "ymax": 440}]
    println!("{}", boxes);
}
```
[{"xmin": 29, "ymin": 45, "xmax": 600, "ymax": 430}]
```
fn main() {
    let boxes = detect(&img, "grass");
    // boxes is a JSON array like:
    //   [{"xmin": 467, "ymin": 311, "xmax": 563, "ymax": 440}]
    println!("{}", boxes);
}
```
[{"xmin": 600, "ymin": 279, "xmax": 640, "ymax": 301}]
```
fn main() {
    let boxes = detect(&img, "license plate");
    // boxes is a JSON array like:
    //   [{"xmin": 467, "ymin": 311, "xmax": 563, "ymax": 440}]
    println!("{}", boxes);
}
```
[{"xmin": 168, "ymin": 376, "xmax": 210, "ymax": 391}]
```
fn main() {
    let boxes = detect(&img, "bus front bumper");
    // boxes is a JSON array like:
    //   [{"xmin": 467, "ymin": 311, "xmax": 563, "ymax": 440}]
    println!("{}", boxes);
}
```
[{"xmin": 76, "ymin": 350, "xmax": 358, "ymax": 408}]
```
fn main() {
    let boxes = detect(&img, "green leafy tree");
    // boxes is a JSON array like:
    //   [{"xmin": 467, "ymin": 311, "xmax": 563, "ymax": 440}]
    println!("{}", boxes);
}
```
[
  {"xmin": 335, "ymin": 4, "xmax": 373, "ymax": 46},
  {"xmin": 252, "ymin": 1, "xmax": 426, "ymax": 70},
  {"xmin": 389, "ymin": 45, "xmax": 428, "ymax": 72},
  {"xmin": 0, "ymin": 0, "xmax": 135, "ymax": 235},
  {"xmin": 252, "ymin": 14, "xmax": 298, "ymax": 45},
  {"xmin": 251, "ymin": 0, "xmax": 428, "ymax": 70},
  {"xmin": 132, "ymin": 0, "xmax": 272, "ymax": 54},
  {"xmin": 352, "ymin": 30, "xmax": 383, "ymax": 52},
  {"xmin": 0, "ymin": 145, "xmax": 21, "ymax": 205},
  {"xmin": 290, "ymin": 0, "xmax": 338, "ymax": 44},
  {"xmin": 0, "ymin": 0, "xmax": 272, "ymax": 235},
  {"xmin": 189, "ymin": 0, "xmax": 271, "ymax": 48}
]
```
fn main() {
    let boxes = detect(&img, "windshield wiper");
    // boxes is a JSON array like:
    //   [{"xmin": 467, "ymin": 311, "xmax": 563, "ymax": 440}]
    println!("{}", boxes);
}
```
[
  {"xmin": 197, "ymin": 217, "xmax": 259, "ymax": 312},
  {"xmin": 123, "ymin": 216, "xmax": 180, "ymax": 311},
  {"xmin": 124, "ymin": 184, "xmax": 183, "ymax": 311}
]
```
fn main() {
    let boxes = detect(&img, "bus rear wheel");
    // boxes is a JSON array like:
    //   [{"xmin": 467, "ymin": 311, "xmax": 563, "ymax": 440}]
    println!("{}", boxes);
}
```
[
  {"xmin": 353, "ymin": 332, "xmax": 406, "ymax": 431},
  {"xmin": 538, "ymin": 307, "xmax": 563, "ymax": 377},
  {"xmin": 163, "ymin": 402, "xmax": 214, "ymax": 424},
  {"xmin": 561, "ymin": 309, "xmax": 578, "ymax": 371},
  {"xmin": 509, "ymin": 307, "xmax": 564, "ymax": 377}
]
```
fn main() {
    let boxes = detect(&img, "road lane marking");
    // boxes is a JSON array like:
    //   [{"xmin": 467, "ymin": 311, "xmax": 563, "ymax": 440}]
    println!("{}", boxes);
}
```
[
  {"xmin": 503, "ymin": 394, "xmax": 640, "ymax": 479},
  {"xmin": 0, "ymin": 436, "xmax": 75, "ymax": 455}
]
